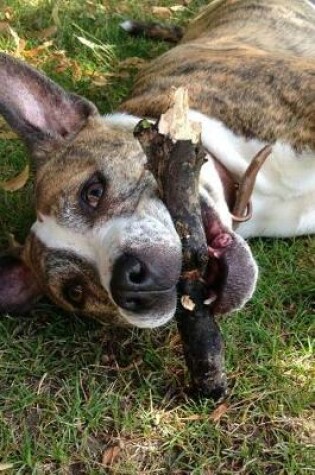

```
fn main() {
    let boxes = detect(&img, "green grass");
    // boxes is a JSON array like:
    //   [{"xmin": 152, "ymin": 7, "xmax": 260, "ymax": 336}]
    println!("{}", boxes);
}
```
[{"xmin": 0, "ymin": 1, "xmax": 314, "ymax": 473}]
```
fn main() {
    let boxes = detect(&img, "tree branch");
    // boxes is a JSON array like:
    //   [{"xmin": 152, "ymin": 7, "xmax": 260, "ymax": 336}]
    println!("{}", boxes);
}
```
[{"xmin": 134, "ymin": 88, "xmax": 226, "ymax": 398}]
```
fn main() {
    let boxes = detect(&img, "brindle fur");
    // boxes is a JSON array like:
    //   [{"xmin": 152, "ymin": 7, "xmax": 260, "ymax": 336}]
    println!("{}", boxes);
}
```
[{"xmin": 120, "ymin": 0, "xmax": 315, "ymax": 151}]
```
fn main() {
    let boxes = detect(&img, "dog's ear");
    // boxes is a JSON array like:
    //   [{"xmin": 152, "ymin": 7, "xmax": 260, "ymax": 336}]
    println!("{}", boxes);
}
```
[
  {"xmin": 0, "ymin": 53, "xmax": 98, "ymax": 166},
  {"xmin": 0, "ymin": 254, "xmax": 42, "ymax": 314}
]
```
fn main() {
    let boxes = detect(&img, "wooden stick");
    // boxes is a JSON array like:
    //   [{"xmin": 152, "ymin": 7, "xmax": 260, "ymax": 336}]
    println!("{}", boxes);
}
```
[{"xmin": 134, "ymin": 88, "xmax": 226, "ymax": 398}]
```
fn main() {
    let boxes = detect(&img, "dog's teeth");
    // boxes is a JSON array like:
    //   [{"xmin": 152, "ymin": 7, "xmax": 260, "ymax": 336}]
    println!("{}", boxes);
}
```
[
  {"xmin": 203, "ymin": 295, "xmax": 217, "ymax": 305},
  {"xmin": 120, "ymin": 20, "xmax": 135, "ymax": 32}
]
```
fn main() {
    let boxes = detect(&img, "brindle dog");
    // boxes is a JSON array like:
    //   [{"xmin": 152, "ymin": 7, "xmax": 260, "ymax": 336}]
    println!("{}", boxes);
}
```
[{"xmin": 0, "ymin": 0, "xmax": 314, "ymax": 329}]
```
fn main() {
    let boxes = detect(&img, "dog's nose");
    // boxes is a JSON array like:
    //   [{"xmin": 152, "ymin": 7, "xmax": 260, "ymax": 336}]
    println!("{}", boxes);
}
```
[{"xmin": 110, "ymin": 253, "xmax": 179, "ymax": 313}]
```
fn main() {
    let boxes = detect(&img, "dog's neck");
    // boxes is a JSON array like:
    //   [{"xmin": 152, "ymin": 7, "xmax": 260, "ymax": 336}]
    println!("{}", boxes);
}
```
[{"xmin": 209, "ymin": 153, "xmax": 237, "ymax": 213}]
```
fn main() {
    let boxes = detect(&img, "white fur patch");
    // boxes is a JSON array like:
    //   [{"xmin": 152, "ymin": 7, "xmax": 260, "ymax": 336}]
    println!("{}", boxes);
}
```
[
  {"xmin": 199, "ymin": 157, "xmax": 232, "ymax": 230},
  {"xmin": 32, "ymin": 215, "xmax": 97, "ymax": 263},
  {"xmin": 103, "ymin": 112, "xmax": 142, "ymax": 131}
]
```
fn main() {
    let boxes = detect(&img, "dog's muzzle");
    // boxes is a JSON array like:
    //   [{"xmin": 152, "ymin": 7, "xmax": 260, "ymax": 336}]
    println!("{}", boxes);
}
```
[{"xmin": 110, "ymin": 243, "xmax": 181, "ymax": 326}]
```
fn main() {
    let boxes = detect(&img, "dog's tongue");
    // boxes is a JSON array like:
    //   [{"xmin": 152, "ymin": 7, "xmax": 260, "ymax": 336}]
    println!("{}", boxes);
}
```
[
  {"xmin": 207, "ymin": 231, "xmax": 233, "ymax": 259},
  {"xmin": 200, "ymin": 199, "xmax": 234, "ymax": 306},
  {"xmin": 200, "ymin": 198, "xmax": 258, "ymax": 316},
  {"xmin": 201, "ymin": 198, "xmax": 232, "ymax": 256}
]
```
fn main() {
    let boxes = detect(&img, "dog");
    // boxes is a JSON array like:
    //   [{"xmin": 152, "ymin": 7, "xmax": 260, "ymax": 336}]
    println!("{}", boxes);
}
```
[{"xmin": 0, "ymin": 0, "xmax": 314, "ymax": 329}]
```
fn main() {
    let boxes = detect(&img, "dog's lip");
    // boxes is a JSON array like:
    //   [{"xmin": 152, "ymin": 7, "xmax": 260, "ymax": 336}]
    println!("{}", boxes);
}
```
[
  {"xmin": 112, "ymin": 286, "xmax": 177, "ymax": 316},
  {"xmin": 119, "ymin": 306, "xmax": 176, "ymax": 329},
  {"xmin": 113, "ymin": 282, "xmax": 177, "ymax": 292},
  {"xmin": 111, "ymin": 286, "xmax": 177, "ymax": 305},
  {"xmin": 114, "ymin": 285, "xmax": 176, "ymax": 295}
]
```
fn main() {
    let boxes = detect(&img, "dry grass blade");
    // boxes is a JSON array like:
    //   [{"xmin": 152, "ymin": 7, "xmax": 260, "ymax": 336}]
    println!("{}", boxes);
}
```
[
  {"xmin": 170, "ymin": 5, "xmax": 187, "ymax": 12},
  {"xmin": 8, "ymin": 26, "xmax": 25, "ymax": 55},
  {"xmin": 0, "ymin": 130, "xmax": 17, "ymax": 140},
  {"xmin": 34, "ymin": 25, "xmax": 58, "ymax": 40},
  {"xmin": 0, "ymin": 463, "xmax": 14, "ymax": 471},
  {"xmin": 22, "ymin": 41, "xmax": 53, "ymax": 58},
  {"xmin": 0, "ymin": 21, "xmax": 10, "ymax": 34},
  {"xmin": 0, "ymin": 165, "xmax": 29, "ymax": 192},
  {"xmin": 210, "ymin": 403, "xmax": 229, "ymax": 422},
  {"xmin": 101, "ymin": 444, "xmax": 122, "ymax": 467},
  {"xmin": 152, "ymin": 6, "xmax": 172, "ymax": 18}
]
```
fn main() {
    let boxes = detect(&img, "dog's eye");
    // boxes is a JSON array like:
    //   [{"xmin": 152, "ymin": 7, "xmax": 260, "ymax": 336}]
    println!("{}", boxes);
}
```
[
  {"xmin": 64, "ymin": 283, "xmax": 84, "ymax": 306},
  {"xmin": 81, "ymin": 177, "xmax": 105, "ymax": 209}
]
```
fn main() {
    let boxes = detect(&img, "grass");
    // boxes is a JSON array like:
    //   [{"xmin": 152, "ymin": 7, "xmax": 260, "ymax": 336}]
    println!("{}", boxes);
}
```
[{"xmin": 0, "ymin": 1, "xmax": 314, "ymax": 473}]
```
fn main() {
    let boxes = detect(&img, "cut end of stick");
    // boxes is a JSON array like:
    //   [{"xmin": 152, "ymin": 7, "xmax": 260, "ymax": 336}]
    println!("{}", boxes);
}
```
[{"xmin": 158, "ymin": 87, "xmax": 202, "ymax": 144}]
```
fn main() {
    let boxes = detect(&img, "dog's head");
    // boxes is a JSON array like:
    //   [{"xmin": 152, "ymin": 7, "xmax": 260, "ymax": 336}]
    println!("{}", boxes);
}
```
[{"xmin": 0, "ymin": 54, "xmax": 257, "ymax": 328}]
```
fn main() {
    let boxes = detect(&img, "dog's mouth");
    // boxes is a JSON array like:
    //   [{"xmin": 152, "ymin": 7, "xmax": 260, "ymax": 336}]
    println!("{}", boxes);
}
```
[
  {"xmin": 109, "ymin": 198, "xmax": 258, "ymax": 328},
  {"xmin": 200, "ymin": 198, "xmax": 258, "ymax": 316},
  {"xmin": 195, "ymin": 144, "xmax": 270, "ymax": 316}
]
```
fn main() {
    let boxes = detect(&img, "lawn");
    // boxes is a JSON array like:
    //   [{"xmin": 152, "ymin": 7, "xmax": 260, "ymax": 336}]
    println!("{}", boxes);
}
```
[{"xmin": 0, "ymin": 1, "xmax": 314, "ymax": 473}]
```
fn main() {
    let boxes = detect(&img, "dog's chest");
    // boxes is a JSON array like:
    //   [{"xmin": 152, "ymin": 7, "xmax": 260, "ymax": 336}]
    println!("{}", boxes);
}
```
[{"xmin": 193, "ymin": 110, "xmax": 315, "ymax": 238}]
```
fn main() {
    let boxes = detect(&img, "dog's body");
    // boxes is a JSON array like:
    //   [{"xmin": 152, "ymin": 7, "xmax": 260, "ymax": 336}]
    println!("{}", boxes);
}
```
[
  {"xmin": 120, "ymin": 0, "xmax": 315, "ymax": 238},
  {"xmin": 0, "ymin": 0, "xmax": 314, "ymax": 328}
]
